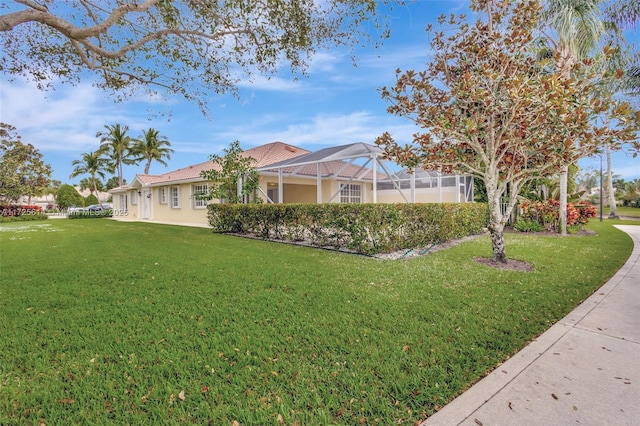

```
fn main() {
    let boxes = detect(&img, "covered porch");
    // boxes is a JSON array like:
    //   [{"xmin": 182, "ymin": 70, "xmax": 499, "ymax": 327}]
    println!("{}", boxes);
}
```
[{"xmin": 255, "ymin": 142, "xmax": 473, "ymax": 204}]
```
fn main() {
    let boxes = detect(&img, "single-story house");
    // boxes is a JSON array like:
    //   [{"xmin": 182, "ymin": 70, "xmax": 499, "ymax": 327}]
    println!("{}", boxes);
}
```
[
  {"xmin": 109, "ymin": 141, "xmax": 473, "ymax": 226},
  {"xmin": 17, "ymin": 187, "xmax": 111, "ymax": 209}
]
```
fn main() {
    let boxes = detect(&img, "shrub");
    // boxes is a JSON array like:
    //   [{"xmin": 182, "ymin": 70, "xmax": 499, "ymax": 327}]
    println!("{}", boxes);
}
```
[
  {"xmin": 85, "ymin": 194, "xmax": 99, "ymax": 206},
  {"xmin": 0, "ymin": 213, "xmax": 48, "ymax": 223},
  {"xmin": 208, "ymin": 203, "xmax": 489, "ymax": 255},
  {"xmin": 56, "ymin": 184, "xmax": 84, "ymax": 209},
  {"xmin": 68, "ymin": 209, "xmax": 113, "ymax": 219},
  {"xmin": 573, "ymin": 202, "xmax": 597, "ymax": 224},
  {"xmin": 1, "ymin": 204, "xmax": 43, "ymax": 217},
  {"xmin": 519, "ymin": 199, "xmax": 596, "ymax": 232},
  {"xmin": 0, "ymin": 204, "xmax": 47, "ymax": 222},
  {"xmin": 513, "ymin": 219, "xmax": 544, "ymax": 233}
]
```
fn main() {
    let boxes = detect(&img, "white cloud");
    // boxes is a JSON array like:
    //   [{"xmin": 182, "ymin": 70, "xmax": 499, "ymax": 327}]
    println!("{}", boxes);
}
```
[
  {"xmin": 209, "ymin": 110, "xmax": 416, "ymax": 149},
  {"xmin": 307, "ymin": 51, "xmax": 342, "ymax": 74},
  {"xmin": 0, "ymin": 79, "xmax": 176, "ymax": 152}
]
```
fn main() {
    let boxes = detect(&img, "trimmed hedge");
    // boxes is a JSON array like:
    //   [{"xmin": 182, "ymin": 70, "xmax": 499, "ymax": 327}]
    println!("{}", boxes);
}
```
[
  {"xmin": 208, "ymin": 203, "xmax": 489, "ymax": 255},
  {"xmin": 1, "ymin": 205, "xmax": 42, "ymax": 217},
  {"xmin": 0, "ymin": 205, "xmax": 47, "ymax": 222},
  {"xmin": 0, "ymin": 213, "xmax": 48, "ymax": 223},
  {"xmin": 68, "ymin": 209, "xmax": 114, "ymax": 219}
]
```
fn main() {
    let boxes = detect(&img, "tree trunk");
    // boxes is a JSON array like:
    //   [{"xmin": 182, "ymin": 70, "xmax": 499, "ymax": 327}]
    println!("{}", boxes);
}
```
[
  {"xmin": 556, "ymin": 48, "xmax": 572, "ymax": 237},
  {"xmin": 559, "ymin": 166, "xmax": 568, "ymax": 235},
  {"xmin": 144, "ymin": 159, "xmax": 151, "ymax": 175},
  {"xmin": 489, "ymin": 222, "xmax": 507, "ymax": 263},
  {"xmin": 606, "ymin": 144, "xmax": 618, "ymax": 218},
  {"xmin": 487, "ymin": 182, "xmax": 509, "ymax": 263},
  {"xmin": 94, "ymin": 179, "xmax": 100, "ymax": 204}
]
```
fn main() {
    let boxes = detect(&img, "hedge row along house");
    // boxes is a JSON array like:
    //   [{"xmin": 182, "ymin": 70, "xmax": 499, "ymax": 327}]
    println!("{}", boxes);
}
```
[{"xmin": 109, "ymin": 141, "xmax": 474, "ymax": 226}]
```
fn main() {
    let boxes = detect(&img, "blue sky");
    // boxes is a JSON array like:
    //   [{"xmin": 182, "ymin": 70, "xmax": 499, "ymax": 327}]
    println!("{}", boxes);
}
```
[{"xmin": 1, "ymin": 0, "xmax": 638, "ymax": 185}]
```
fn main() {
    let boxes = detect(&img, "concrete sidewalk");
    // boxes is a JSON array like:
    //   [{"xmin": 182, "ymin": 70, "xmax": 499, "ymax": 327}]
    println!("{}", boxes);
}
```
[{"xmin": 423, "ymin": 225, "xmax": 640, "ymax": 426}]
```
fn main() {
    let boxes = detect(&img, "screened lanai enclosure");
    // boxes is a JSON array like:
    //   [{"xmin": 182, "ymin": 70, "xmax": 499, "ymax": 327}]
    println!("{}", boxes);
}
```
[
  {"xmin": 255, "ymin": 142, "xmax": 474, "ymax": 204},
  {"xmin": 376, "ymin": 168, "xmax": 474, "ymax": 203}
]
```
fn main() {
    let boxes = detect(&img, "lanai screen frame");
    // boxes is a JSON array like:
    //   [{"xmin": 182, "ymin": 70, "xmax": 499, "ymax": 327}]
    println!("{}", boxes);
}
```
[
  {"xmin": 376, "ymin": 168, "xmax": 475, "ymax": 203},
  {"xmin": 256, "ymin": 142, "xmax": 409, "ymax": 204}
]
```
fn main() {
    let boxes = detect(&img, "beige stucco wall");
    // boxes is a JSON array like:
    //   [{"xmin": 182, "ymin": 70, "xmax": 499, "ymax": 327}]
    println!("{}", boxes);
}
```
[
  {"xmin": 150, "ymin": 183, "xmax": 210, "ymax": 225},
  {"xmin": 111, "ymin": 183, "xmax": 211, "ymax": 226},
  {"xmin": 376, "ymin": 187, "xmax": 460, "ymax": 204},
  {"xmin": 258, "ymin": 176, "xmax": 374, "ymax": 204},
  {"xmin": 109, "ymin": 175, "xmax": 467, "ymax": 227},
  {"xmin": 281, "ymin": 184, "xmax": 315, "ymax": 203},
  {"xmin": 111, "ymin": 190, "xmax": 134, "ymax": 219}
]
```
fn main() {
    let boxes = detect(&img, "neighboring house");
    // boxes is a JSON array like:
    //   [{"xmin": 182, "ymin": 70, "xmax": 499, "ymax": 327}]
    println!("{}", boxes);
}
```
[
  {"xmin": 109, "ymin": 141, "xmax": 473, "ymax": 226},
  {"xmin": 17, "ymin": 187, "xmax": 111, "ymax": 209}
]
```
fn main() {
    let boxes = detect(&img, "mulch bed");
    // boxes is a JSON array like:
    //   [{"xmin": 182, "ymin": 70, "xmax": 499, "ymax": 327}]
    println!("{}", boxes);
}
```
[{"xmin": 473, "ymin": 256, "xmax": 534, "ymax": 272}]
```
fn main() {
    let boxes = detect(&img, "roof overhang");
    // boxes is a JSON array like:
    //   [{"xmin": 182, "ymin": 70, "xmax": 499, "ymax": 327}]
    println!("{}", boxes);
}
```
[{"xmin": 257, "ymin": 142, "xmax": 385, "ymax": 173}]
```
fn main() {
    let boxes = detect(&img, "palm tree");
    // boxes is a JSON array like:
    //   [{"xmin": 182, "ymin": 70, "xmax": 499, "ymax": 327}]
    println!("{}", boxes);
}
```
[
  {"xmin": 624, "ymin": 62, "xmax": 640, "ymax": 100},
  {"xmin": 45, "ymin": 179, "xmax": 62, "ymax": 209},
  {"xmin": 105, "ymin": 176, "xmax": 126, "ymax": 191},
  {"xmin": 79, "ymin": 178, "xmax": 94, "ymax": 194},
  {"xmin": 605, "ymin": 0, "xmax": 639, "ymax": 30},
  {"xmin": 604, "ymin": 0, "xmax": 640, "ymax": 99},
  {"xmin": 132, "ymin": 128, "xmax": 174, "ymax": 174},
  {"xmin": 542, "ymin": 0, "xmax": 606, "ymax": 234},
  {"xmin": 69, "ymin": 151, "xmax": 108, "ymax": 203},
  {"xmin": 79, "ymin": 177, "xmax": 105, "ymax": 195},
  {"xmin": 97, "ymin": 124, "xmax": 137, "ymax": 186}
]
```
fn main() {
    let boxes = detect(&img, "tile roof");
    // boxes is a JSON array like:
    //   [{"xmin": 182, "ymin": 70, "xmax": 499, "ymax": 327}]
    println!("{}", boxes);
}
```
[
  {"xmin": 257, "ymin": 143, "xmax": 389, "ymax": 181},
  {"xmin": 136, "ymin": 160, "xmax": 215, "ymax": 185},
  {"xmin": 245, "ymin": 141, "xmax": 310, "ymax": 166},
  {"xmin": 117, "ymin": 141, "xmax": 310, "ymax": 189}
]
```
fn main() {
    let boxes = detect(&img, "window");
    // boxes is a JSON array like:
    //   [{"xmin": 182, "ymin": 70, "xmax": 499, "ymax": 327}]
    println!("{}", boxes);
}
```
[
  {"xmin": 170, "ymin": 187, "xmax": 180, "ymax": 208},
  {"xmin": 119, "ymin": 194, "xmax": 128, "ymax": 211},
  {"xmin": 441, "ymin": 177, "xmax": 456, "ymax": 187},
  {"xmin": 159, "ymin": 187, "xmax": 167, "ymax": 204},
  {"xmin": 131, "ymin": 190, "xmax": 138, "ymax": 205},
  {"xmin": 339, "ymin": 183, "xmax": 362, "ymax": 203},
  {"xmin": 192, "ymin": 184, "xmax": 208, "ymax": 208}
]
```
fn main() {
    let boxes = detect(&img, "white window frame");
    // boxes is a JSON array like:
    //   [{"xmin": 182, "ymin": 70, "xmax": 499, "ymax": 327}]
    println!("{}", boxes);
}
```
[
  {"xmin": 130, "ymin": 190, "xmax": 138, "ymax": 205},
  {"xmin": 339, "ymin": 183, "xmax": 362, "ymax": 204},
  {"xmin": 170, "ymin": 187, "xmax": 180, "ymax": 208},
  {"xmin": 192, "ymin": 184, "xmax": 208, "ymax": 209},
  {"xmin": 119, "ymin": 194, "xmax": 128, "ymax": 211},
  {"xmin": 159, "ymin": 187, "xmax": 167, "ymax": 204}
]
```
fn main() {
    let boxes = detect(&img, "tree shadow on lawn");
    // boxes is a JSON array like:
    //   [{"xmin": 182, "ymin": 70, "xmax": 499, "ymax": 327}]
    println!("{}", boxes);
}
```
[{"xmin": 473, "ymin": 227, "xmax": 597, "ymax": 271}]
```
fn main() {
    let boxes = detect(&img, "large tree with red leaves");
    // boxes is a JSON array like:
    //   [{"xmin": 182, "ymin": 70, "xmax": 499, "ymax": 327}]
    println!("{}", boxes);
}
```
[{"xmin": 376, "ymin": 0, "xmax": 639, "ymax": 263}]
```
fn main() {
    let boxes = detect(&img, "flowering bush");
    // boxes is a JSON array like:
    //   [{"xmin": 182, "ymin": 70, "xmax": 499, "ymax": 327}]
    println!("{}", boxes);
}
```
[
  {"xmin": 0, "ymin": 205, "xmax": 47, "ymax": 222},
  {"xmin": 519, "ymin": 200, "xmax": 595, "ymax": 232},
  {"xmin": 1, "ymin": 205, "xmax": 43, "ymax": 217},
  {"xmin": 573, "ymin": 202, "xmax": 597, "ymax": 225}
]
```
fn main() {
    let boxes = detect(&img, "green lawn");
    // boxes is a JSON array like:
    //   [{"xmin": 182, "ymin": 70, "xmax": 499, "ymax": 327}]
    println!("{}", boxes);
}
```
[
  {"xmin": 0, "ymin": 219, "xmax": 635, "ymax": 425},
  {"xmin": 600, "ymin": 205, "xmax": 640, "ymax": 218}
]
